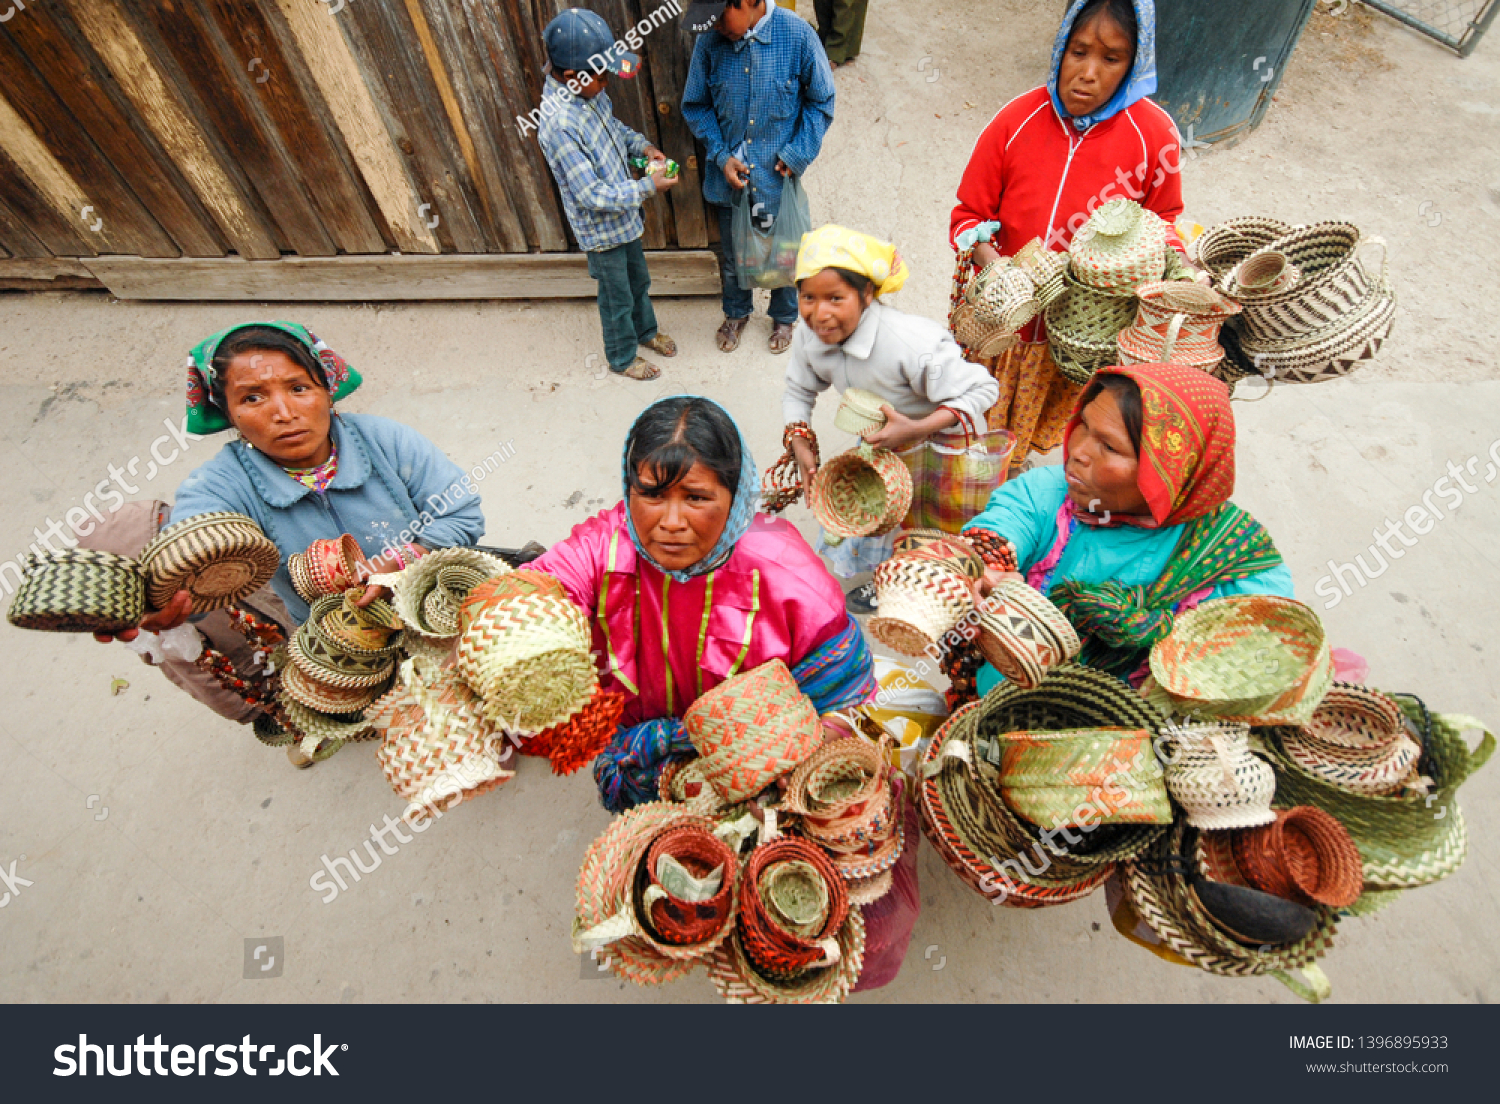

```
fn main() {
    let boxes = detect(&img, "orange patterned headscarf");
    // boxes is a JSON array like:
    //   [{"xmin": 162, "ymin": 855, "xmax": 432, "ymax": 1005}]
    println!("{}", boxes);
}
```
[{"xmin": 1063, "ymin": 364, "xmax": 1235, "ymax": 529}]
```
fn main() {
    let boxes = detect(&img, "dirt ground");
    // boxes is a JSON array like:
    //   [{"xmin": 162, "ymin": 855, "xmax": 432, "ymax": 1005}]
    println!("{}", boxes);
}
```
[{"xmin": 0, "ymin": 1, "xmax": 1496, "ymax": 1004}]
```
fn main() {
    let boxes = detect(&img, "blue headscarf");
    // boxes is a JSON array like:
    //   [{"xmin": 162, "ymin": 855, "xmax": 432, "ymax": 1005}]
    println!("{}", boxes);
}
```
[
  {"xmin": 1048, "ymin": 0, "xmax": 1157, "ymax": 132},
  {"xmin": 621, "ymin": 396, "xmax": 759, "ymax": 584}
]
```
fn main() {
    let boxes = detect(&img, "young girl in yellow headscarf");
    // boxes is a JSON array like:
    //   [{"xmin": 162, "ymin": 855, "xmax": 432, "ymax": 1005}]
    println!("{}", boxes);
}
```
[{"xmin": 783, "ymin": 224, "xmax": 1000, "ymax": 612}]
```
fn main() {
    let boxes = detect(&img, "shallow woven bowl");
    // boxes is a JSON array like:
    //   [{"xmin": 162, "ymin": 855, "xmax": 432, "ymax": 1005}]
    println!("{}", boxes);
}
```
[
  {"xmin": 1306, "ymin": 683, "xmax": 1406, "ymax": 749},
  {"xmin": 807, "ymin": 447, "xmax": 913, "ymax": 540},
  {"xmin": 1162, "ymin": 721, "xmax": 1277, "ymax": 831},
  {"xmin": 1193, "ymin": 216, "xmax": 1292, "ymax": 279},
  {"xmin": 139, "ymin": 512, "xmax": 279, "ymax": 613},
  {"xmin": 707, "ymin": 910, "xmax": 865, "ymax": 1005},
  {"xmin": 281, "ymin": 662, "xmax": 385, "ymax": 714},
  {"xmin": 1281, "ymin": 727, "xmax": 1421, "ymax": 796},
  {"xmin": 7, "ymin": 548, "xmax": 146, "ymax": 634},
  {"xmin": 833, "ymin": 387, "xmax": 889, "ymax": 436},
  {"xmin": 1221, "ymin": 251, "xmax": 1301, "ymax": 300},
  {"xmin": 683, "ymin": 659, "xmax": 821, "ymax": 803},
  {"xmin": 868, "ymin": 554, "xmax": 974, "ymax": 656},
  {"xmin": 891, "ymin": 529, "xmax": 986, "ymax": 580},
  {"xmin": 1149, "ymin": 595, "xmax": 1326, "ymax": 717}
]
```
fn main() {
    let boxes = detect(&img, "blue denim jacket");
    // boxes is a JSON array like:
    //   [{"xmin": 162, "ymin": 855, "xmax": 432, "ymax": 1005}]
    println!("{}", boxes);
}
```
[
  {"xmin": 681, "ymin": 4, "xmax": 835, "ymax": 218},
  {"xmin": 171, "ymin": 414, "xmax": 486, "ymax": 622}
]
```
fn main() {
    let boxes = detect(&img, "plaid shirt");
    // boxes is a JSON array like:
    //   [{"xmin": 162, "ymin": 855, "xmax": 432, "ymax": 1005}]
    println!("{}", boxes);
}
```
[
  {"xmin": 682, "ymin": 3, "xmax": 835, "ymax": 217},
  {"xmin": 537, "ymin": 75, "xmax": 655, "ymax": 253}
]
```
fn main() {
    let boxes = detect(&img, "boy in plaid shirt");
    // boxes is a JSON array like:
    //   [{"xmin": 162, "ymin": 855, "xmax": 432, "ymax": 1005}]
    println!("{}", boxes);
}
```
[
  {"xmin": 681, "ymin": 0, "xmax": 836, "ymax": 355},
  {"xmin": 537, "ymin": 9, "xmax": 680, "ymax": 381}
]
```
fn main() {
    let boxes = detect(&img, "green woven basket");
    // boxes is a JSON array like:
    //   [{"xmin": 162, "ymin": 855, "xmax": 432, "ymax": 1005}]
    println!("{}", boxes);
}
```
[
  {"xmin": 971, "ymin": 663, "xmax": 1172, "ymax": 866},
  {"xmin": 996, "ymin": 727, "xmax": 1173, "ymax": 829},
  {"xmin": 7, "ymin": 549, "xmax": 146, "ymax": 634},
  {"xmin": 1262, "ymin": 694, "xmax": 1493, "ymax": 890},
  {"xmin": 1046, "ymin": 272, "xmax": 1138, "ymax": 384}
]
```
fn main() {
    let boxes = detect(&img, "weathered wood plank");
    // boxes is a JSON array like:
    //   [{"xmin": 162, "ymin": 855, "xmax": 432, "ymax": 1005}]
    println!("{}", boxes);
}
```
[
  {"xmin": 640, "ymin": 11, "xmax": 710, "ymax": 248},
  {"xmin": 460, "ymin": 0, "xmax": 569, "ymax": 250},
  {"xmin": 82, "ymin": 250, "xmax": 721, "ymax": 299},
  {"xmin": 137, "ymin": 0, "xmax": 337, "ymax": 257},
  {"xmin": 0, "ymin": 16, "xmax": 185, "ymax": 257},
  {"xmin": 0, "ymin": 96, "xmax": 101, "ymax": 256},
  {"xmin": 0, "ymin": 257, "xmax": 96, "ymax": 279},
  {"xmin": 60, "ymin": 0, "xmax": 281, "ymax": 259},
  {"xmin": 0, "ymin": 185, "xmax": 57, "ymax": 259},
  {"xmin": 593, "ymin": 0, "xmax": 668, "ymax": 249},
  {"xmin": 339, "ymin": 0, "xmax": 488, "ymax": 253},
  {"xmin": 272, "ymin": 0, "xmax": 441, "ymax": 254},
  {"xmin": 413, "ymin": 0, "xmax": 529, "ymax": 252},
  {"xmin": 0, "ymin": 6, "xmax": 211, "ymax": 256},
  {"xmin": 225, "ymin": 0, "xmax": 388, "ymax": 254}
]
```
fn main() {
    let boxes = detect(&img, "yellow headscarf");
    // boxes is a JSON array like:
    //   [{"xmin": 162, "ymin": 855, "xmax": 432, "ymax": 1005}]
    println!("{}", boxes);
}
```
[{"xmin": 794, "ymin": 224, "xmax": 910, "ymax": 297}]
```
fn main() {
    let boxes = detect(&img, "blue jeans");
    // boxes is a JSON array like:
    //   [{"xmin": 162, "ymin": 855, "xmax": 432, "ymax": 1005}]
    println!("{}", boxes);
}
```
[
  {"xmin": 586, "ymin": 237, "xmax": 658, "ymax": 371},
  {"xmin": 712, "ymin": 202, "xmax": 798, "ymax": 324}
]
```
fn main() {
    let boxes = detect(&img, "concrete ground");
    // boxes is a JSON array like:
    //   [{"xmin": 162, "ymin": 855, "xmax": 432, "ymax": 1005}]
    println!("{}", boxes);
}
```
[{"xmin": 1, "ymin": 2, "xmax": 1497, "ymax": 1003}]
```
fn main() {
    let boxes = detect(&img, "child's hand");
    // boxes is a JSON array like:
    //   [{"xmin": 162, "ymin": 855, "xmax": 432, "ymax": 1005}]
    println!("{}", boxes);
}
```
[
  {"xmin": 723, "ymin": 156, "xmax": 750, "ymax": 190},
  {"xmin": 790, "ymin": 436, "xmax": 818, "ymax": 489},
  {"xmin": 644, "ymin": 145, "xmax": 667, "ymax": 165},
  {"xmin": 861, "ymin": 405, "xmax": 928, "ymax": 452}
]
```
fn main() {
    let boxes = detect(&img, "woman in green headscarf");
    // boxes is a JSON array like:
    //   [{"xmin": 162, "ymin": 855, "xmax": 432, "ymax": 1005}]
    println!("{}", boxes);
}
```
[{"xmin": 83, "ymin": 322, "xmax": 490, "ymax": 751}]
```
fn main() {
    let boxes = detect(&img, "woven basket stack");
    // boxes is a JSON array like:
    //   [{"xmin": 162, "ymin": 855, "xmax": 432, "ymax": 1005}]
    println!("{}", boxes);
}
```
[
  {"xmin": 1195, "ymin": 217, "xmax": 1396, "ymax": 385},
  {"xmin": 278, "ymin": 589, "xmax": 402, "ymax": 750},
  {"xmin": 456, "ymin": 570, "xmax": 598, "ymax": 734},
  {"xmin": 1117, "ymin": 281, "xmax": 1242, "ymax": 371},
  {"xmin": 574, "ymin": 721, "xmax": 892, "ymax": 1003},
  {"xmin": 391, "ymin": 546, "xmax": 510, "ymax": 660}
]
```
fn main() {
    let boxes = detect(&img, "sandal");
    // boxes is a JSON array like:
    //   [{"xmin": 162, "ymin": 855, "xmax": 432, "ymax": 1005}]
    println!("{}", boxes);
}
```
[
  {"xmin": 769, "ymin": 321, "xmax": 796, "ymax": 355},
  {"xmin": 716, "ymin": 315, "xmax": 750, "ymax": 353},
  {"xmin": 613, "ymin": 357, "xmax": 662, "ymax": 381},
  {"xmin": 642, "ymin": 332, "xmax": 677, "ymax": 357}
]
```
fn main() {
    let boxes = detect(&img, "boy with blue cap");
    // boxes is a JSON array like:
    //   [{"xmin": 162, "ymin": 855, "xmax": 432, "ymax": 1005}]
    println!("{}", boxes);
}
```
[
  {"xmin": 680, "ymin": 0, "xmax": 835, "ymax": 355},
  {"xmin": 537, "ymin": 8, "xmax": 680, "ymax": 381}
]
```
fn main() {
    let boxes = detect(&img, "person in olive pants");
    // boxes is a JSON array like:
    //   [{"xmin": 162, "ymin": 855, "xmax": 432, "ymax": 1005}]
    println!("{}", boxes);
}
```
[{"xmin": 813, "ymin": 0, "xmax": 868, "ymax": 66}]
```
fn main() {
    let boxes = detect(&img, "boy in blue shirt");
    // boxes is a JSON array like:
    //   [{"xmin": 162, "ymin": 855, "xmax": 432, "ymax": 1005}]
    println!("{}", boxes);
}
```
[
  {"xmin": 537, "ymin": 9, "xmax": 680, "ymax": 381},
  {"xmin": 681, "ymin": 0, "xmax": 836, "ymax": 355}
]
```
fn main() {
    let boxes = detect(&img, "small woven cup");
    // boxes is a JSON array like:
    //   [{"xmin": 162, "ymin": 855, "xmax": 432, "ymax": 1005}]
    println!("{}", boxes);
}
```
[
  {"xmin": 1305, "ymin": 683, "xmax": 1406, "ymax": 749},
  {"xmin": 1232, "ymin": 806, "xmax": 1363, "ymax": 909},
  {"xmin": 833, "ymin": 388, "xmax": 889, "ymax": 436},
  {"xmin": 1161, "ymin": 721, "xmax": 1277, "ymax": 830}
]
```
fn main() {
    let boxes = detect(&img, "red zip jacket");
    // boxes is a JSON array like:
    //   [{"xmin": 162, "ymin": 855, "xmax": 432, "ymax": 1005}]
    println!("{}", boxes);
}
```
[{"xmin": 950, "ymin": 87, "xmax": 1186, "ymax": 258}]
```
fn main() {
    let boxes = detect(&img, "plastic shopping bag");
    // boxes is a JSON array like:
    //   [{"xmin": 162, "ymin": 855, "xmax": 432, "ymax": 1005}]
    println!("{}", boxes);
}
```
[
  {"xmin": 732, "ymin": 174, "xmax": 811, "ymax": 290},
  {"xmin": 901, "ymin": 427, "xmax": 1017, "ymax": 534}
]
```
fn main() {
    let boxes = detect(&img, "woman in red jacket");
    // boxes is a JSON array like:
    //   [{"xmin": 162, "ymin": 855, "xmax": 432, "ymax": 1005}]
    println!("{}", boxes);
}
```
[{"xmin": 949, "ymin": 0, "xmax": 1184, "ymax": 477}]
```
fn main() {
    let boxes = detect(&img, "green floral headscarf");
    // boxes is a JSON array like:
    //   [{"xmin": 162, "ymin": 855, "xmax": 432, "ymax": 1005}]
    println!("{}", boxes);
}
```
[{"xmin": 184, "ymin": 321, "xmax": 362, "ymax": 435}]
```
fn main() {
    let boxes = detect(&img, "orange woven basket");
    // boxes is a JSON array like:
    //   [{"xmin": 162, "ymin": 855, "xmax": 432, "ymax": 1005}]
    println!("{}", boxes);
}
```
[
  {"xmin": 1231, "ymin": 805, "xmax": 1363, "ymax": 909},
  {"xmin": 683, "ymin": 659, "xmax": 821, "ymax": 803}
]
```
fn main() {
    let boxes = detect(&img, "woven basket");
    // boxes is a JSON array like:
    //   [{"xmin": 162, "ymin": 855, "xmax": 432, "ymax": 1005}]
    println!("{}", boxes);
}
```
[
  {"xmin": 833, "ymin": 387, "xmax": 889, "ymax": 436},
  {"xmin": 573, "ymin": 803, "xmax": 724, "ymax": 983},
  {"xmin": 1124, "ymin": 822, "xmax": 1339, "ymax": 996},
  {"xmin": 1236, "ymin": 283, "xmax": 1396, "ymax": 386},
  {"xmin": 1046, "ymin": 271, "xmax": 1140, "ymax": 383},
  {"xmin": 707, "ymin": 909, "xmax": 864, "ymax": 1005},
  {"xmin": 281, "ymin": 661, "xmax": 386, "ymax": 714},
  {"xmin": 1162, "ymin": 721, "xmax": 1277, "ymax": 830},
  {"xmin": 1232, "ymin": 224, "xmax": 1385, "ymax": 344},
  {"xmin": 1221, "ymin": 250, "xmax": 1301, "ymax": 300},
  {"xmin": 393, "ymin": 546, "xmax": 510, "ymax": 644},
  {"xmin": 974, "ymin": 578, "xmax": 1081, "ymax": 689},
  {"xmin": 868, "ymin": 554, "xmax": 975, "ymax": 656},
  {"xmin": 641, "ymin": 825, "xmax": 738, "ymax": 948},
  {"xmin": 455, "ymin": 587, "xmax": 596, "ymax": 733},
  {"xmin": 1280, "ymin": 727, "xmax": 1422, "ymax": 796},
  {"xmin": 139, "ymin": 512, "xmax": 279, "ymax": 614},
  {"xmin": 1149, "ymin": 596, "xmax": 1330, "ymax": 722},
  {"xmin": 782, "ymin": 734, "xmax": 896, "ymax": 853},
  {"xmin": 996, "ymin": 727, "xmax": 1172, "ymax": 828},
  {"xmin": 919, "ymin": 701, "xmax": 1115, "ymax": 906},
  {"xmin": 1118, "ymin": 280, "xmax": 1242, "ymax": 368},
  {"xmin": 1232, "ymin": 806, "xmax": 1363, "ymax": 909},
  {"xmin": 891, "ymin": 529, "xmax": 986, "ymax": 580},
  {"xmin": 1070, "ymin": 199, "xmax": 1169, "ymax": 293},
  {"xmin": 739, "ymin": 838, "xmax": 849, "ymax": 978},
  {"xmin": 531, "ymin": 685, "xmax": 627, "ymax": 776},
  {"xmin": 297, "ymin": 534, "xmax": 365, "ymax": 598},
  {"xmin": 683, "ymin": 659, "xmax": 821, "ymax": 803},
  {"xmin": 1012, "ymin": 237, "xmax": 1072, "ymax": 286},
  {"xmin": 1195, "ymin": 216, "xmax": 1293, "ymax": 279},
  {"xmin": 807, "ymin": 445, "xmax": 913, "ymax": 542},
  {"xmin": 366, "ymin": 658, "xmax": 513, "ymax": 807},
  {"xmin": 951, "ymin": 260, "xmax": 1041, "ymax": 357},
  {"xmin": 1265, "ymin": 695, "xmax": 1492, "ymax": 890},
  {"xmin": 7, "ymin": 549, "xmax": 145, "ymax": 634},
  {"xmin": 1306, "ymin": 683, "xmax": 1406, "ymax": 749}
]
